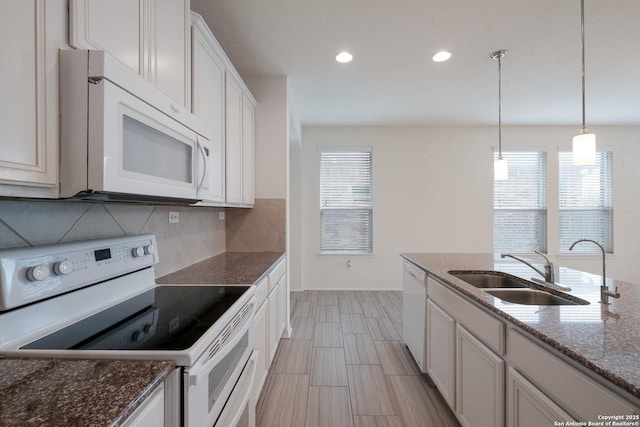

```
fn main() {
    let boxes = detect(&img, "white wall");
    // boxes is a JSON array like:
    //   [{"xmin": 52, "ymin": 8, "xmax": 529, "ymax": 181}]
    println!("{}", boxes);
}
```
[{"xmin": 301, "ymin": 125, "xmax": 640, "ymax": 290}]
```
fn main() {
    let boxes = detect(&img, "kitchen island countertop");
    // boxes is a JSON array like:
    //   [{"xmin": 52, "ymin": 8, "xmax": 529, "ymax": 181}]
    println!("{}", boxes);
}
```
[
  {"xmin": 401, "ymin": 252, "xmax": 640, "ymax": 402},
  {"xmin": 0, "ymin": 357, "xmax": 175, "ymax": 426}
]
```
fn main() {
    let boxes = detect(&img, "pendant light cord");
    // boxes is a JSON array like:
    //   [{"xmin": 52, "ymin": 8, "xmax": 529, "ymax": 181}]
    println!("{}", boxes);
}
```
[
  {"xmin": 491, "ymin": 50, "xmax": 507, "ymax": 159},
  {"xmin": 498, "ymin": 54, "xmax": 503, "ymax": 159},
  {"xmin": 580, "ymin": 0, "xmax": 587, "ymax": 133}
]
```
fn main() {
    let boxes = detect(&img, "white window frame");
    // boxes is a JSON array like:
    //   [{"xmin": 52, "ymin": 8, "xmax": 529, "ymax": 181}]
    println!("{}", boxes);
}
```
[
  {"xmin": 493, "ymin": 150, "xmax": 548, "ymax": 254},
  {"xmin": 558, "ymin": 151, "xmax": 613, "ymax": 254},
  {"xmin": 319, "ymin": 147, "xmax": 373, "ymax": 255}
]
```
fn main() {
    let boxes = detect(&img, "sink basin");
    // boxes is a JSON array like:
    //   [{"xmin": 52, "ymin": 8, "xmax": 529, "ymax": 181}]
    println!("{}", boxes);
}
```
[
  {"xmin": 448, "ymin": 270, "xmax": 531, "ymax": 289},
  {"xmin": 485, "ymin": 289, "xmax": 588, "ymax": 306}
]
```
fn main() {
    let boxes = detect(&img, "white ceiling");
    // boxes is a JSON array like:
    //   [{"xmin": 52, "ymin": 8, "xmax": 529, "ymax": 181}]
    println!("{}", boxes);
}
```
[{"xmin": 192, "ymin": 0, "xmax": 640, "ymax": 126}]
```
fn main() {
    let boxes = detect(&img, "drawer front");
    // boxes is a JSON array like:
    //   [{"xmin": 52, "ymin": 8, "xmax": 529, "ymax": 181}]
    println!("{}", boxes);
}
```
[
  {"xmin": 268, "ymin": 258, "xmax": 286, "ymax": 292},
  {"xmin": 254, "ymin": 276, "xmax": 269, "ymax": 308},
  {"xmin": 428, "ymin": 277, "xmax": 504, "ymax": 355},
  {"xmin": 509, "ymin": 329, "xmax": 639, "ymax": 419}
]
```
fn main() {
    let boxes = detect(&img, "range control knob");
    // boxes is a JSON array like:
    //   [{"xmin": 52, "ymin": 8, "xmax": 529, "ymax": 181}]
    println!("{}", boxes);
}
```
[
  {"xmin": 132, "ymin": 246, "xmax": 145, "ymax": 258},
  {"xmin": 27, "ymin": 265, "xmax": 50, "ymax": 282},
  {"xmin": 144, "ymin": 245, "xmax": 155, "ymax": 255},
  {"xmin": 53, "ymin": 260, "xmax": 74, "ymax": 276},
  {"xmin": 132, "ymin": 330, "xmax": 146, "ymax": 343}
]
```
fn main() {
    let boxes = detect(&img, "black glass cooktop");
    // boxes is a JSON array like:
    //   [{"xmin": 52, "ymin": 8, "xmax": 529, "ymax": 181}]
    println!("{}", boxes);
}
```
[{"xmin": 23, "ymin": 285, "xmax": 250, "ymax": 351}]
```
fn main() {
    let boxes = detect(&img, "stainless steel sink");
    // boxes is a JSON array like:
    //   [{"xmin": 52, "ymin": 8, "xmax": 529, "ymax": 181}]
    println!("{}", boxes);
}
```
[
  {"xmin": 448, "ymin": 270, "xmax": 531, "ymax": 289},
  {"xmin": 485, "ymin": 289, "xmax": 589, "ymax": 306}
]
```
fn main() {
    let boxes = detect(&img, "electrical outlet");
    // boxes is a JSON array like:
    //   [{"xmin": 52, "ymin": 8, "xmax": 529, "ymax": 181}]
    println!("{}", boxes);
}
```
[
  {"xmin": 219, "ymin": 211, "xmax": 225, "ymax": 221},
  {"xmin": 169, "ymin": 212, "xmax": 180, "ymax": 223}
]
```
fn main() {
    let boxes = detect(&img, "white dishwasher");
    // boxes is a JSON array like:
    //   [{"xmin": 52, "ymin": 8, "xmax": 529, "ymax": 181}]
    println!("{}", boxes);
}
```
[{"xmin": 402, "ymin": 260, "xmax": 428, "ymax": 372}]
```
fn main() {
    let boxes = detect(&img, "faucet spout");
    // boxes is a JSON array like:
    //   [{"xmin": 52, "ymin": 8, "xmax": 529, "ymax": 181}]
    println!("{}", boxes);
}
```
[
  {"xmin": 569, "ymin": 239, "xmax": 620, "ymax": 305},
  {"xmin": 500, "ymin": 251, "xmax": 554, "ymax": 283}
]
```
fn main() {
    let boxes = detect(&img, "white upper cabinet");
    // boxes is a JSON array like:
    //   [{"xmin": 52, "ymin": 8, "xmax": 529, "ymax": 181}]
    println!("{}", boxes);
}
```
[
  {"xmin": 191, "ymin": 12, "xmax": 225, "ymax": 202},
  {"xmin": 191, "ymin": 11, "xmax": 255, "ymax": 207},
  {"xmin": 0, "ymin": 0, "xmax": 61, "ymax": 197},
  {"xmin": 242, "ymin": 94, "xmax": 255, "ymax": 206},
  {"xmin": 225, "ymin": 75, "xmax": 244, "ymax": 205},
  {"xmin": 69, "ymin": 0, "xmax": 191, "ymax": 107}
]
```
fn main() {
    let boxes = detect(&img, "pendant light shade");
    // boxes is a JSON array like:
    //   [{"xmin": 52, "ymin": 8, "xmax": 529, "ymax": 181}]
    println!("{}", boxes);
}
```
[
  {"xmin": 573, "ymin": 0, "xmax": 596, "ymax": 165},
  {"xmin": 492, "ymin": 49, "xmax": 508, "ymax": 181},
  {"xmin": 573, "ymin": 131, "xmax": 596, "ymax": 165},
  {"xmin": 494, "ymin": 157, "xmax": 509, "ymax": 180}
]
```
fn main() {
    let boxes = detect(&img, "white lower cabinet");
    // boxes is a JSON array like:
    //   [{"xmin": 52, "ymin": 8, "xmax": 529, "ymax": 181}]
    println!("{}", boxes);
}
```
[
  {"xmin": 426, "ymin": 276, "xmax": 506, "ymax": 427},
  {"xmin": 252, "ymin": 291, "xmax": 268, "ymax": 404},
  {"xmin": 509, "ymin": 329, "xmax": 639, "ymax": 420},
  {"xmin": 122, "ymin": 382, "xmax": 165, "ymax": 427},
  {"xmin": 267, "ymin": 284, "xmax": 279, "ymax": 366},
  {"xmin": 507, "ymin": 367, "xmax": 572, "ymax": 427},
  {"xmin": 456, "ymin": 324, "xmax": 504, "ymax": 427},
  {"xmin": 426, "ymin": 299, "xmax": 455, "ymax": 407}
]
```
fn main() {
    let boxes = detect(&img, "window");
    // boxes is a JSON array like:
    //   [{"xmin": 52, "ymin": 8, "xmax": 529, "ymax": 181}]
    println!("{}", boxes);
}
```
[
  {"xmin": 558, "ymin": 151, "xmax": 613, "ymax": 253},
  {"xmin": 494, "ymin": 151, "xmax": 547, "ymax": 253},
  {"xmin": 320, "ymin": 148, "xmax": 372, "ymax": 253}
]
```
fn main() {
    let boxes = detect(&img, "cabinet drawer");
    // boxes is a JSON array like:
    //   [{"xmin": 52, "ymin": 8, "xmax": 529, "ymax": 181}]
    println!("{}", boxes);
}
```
[
  {"xmin": 254, "ymin": 276, "xmax": 268, "ymax": 308},
  {"xmin": 269, "ymin": 258, "xmax": 286, "ymax": 292},
  {"xmin": 428, "ymin": 277, "xmax": 504, "ymax": 355},
  {"xmin": 509, "ymin": 329, "xmax": 639, "ymax": 419}
]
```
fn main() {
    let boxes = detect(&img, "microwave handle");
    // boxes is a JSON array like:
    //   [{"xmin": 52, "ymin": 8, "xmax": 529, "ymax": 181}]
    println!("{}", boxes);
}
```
[{"xmin": 196, "ymin": 137, "xmax": 208, "ymax": 192}]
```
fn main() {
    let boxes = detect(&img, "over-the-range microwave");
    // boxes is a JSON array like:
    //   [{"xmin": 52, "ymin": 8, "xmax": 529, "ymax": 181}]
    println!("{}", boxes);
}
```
[{"xmin": 60, "ymin": 49, "xmax": 217, "ymax": 204}]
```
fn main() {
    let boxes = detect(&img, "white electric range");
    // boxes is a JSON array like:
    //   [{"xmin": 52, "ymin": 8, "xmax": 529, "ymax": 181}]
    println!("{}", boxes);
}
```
[{"xmin": 0, "ymin": 234, "xmax": 256, "ymax": 427}]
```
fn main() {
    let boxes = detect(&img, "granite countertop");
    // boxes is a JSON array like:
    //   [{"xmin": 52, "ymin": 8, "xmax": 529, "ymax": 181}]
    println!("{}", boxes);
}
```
[
  {"xmin": 156, "ymin": 251, "xmax": 285, "ymax": 285},
  {"xmin": 0, "ymin": 357, "xmax": 175, "ymax": 426},
  {"xmin": 401, "ymin": 252, "xmax": 640, "ymax": 401}
]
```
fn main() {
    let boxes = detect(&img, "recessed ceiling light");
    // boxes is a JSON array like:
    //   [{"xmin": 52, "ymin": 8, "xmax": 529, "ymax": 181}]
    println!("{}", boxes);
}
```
[
  {"xmin": 336, "ymin": 51, "xmax": 353, "ymax": 63},
  {"xmin": 432, "ymin": 51, "xmax": 452, "ymax": 62}
]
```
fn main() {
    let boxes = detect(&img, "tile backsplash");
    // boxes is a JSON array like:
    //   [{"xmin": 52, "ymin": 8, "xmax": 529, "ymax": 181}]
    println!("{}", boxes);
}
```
[
  {"xmin": 226, "ymin": 198, "xmax": 286, "ymax": 252},
  {"xmin": 0, "ymin": 200, "xmax": 226, "ymax": 277}
]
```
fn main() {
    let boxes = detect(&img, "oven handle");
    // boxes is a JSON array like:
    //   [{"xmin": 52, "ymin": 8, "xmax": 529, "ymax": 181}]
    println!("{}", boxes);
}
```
[
  {"xmin": 215, "ymin": 350, "xmax": 258, "ymax": 427},
  {"xmin": 188, "ymin": 305, "xmax": 254, "ymax": 387}
]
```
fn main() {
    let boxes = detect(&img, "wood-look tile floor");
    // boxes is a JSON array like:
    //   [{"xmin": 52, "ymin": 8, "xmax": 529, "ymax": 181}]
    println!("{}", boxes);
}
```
[{"xmin": 256, "ymin": 290, "xmax": 460, "ymax": 427}]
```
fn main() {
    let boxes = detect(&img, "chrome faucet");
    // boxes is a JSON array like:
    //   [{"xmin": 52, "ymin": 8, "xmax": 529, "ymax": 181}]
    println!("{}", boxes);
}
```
[
  {"xmin": 569, "ymin": 239, "xmax": 620, "ymax": 305},
  {"xmin": 500, "ymin": 251, "xmax": 555, "ymax": 283}
]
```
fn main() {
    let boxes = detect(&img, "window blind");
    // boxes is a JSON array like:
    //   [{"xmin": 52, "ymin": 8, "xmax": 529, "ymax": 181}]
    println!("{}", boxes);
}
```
[
  {"xmin": 559, "ymin": 151, "xmax": 613, "ymax": 253},
  {"xmin": 320, "ymin": 149, "xmax": 372, "ymax": 253},
  {"xmin": 494, "ymin": 151, "xmax": 547, "ymax": 253}
]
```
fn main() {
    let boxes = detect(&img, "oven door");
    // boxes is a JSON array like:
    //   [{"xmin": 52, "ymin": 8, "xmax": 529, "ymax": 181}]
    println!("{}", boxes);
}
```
[
  {"xmin": 185, "ymin": 307, "xmax": 255, "ymax": 427},
  {"xmin": 88, "ymin": 78, "xmax": 200, "ymax": 200}
]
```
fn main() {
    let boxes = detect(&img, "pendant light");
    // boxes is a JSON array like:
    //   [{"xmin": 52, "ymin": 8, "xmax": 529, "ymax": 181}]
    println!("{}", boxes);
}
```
[
  {"xmin": 492, "ymin": 49, "xmax": 508, "ymax": 180},
  {"xmin": 573, "ymin": 0, "xmax": 596, "ymax": 165}
]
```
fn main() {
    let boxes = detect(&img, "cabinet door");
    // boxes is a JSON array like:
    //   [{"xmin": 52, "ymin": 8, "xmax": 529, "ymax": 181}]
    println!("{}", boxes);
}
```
[
  {"xmin": 252, "ymin": 301, "xmax": 269, "ymax": 404},
  {"xmin": 507, "ymin": 368, "xmax": 573, "ymax": 427},
  {"xmin": 70, "ymin": 0, "xmax": 189, "ymax": 106},
  {"xmin": 267, "ymin": 285, "xmax": 279, "ymax": 365},
  {"xmin": 426, "ymin": 299, "xmax": 455, "ymax": 409},
  {"xmin": 0, "ymin": 0, "xmax": 59, "ymax": 195},
  {"xmin": 241, "ymin": 95, "xmax": 255, "ymax": 206},
  {"xmin": 122, "ymin": 382, "xmax": 165, "ymax": 427},
  {"xmin": 276, "ymin": 273, "xmax": 287, "ymax": 338},
  {"xmin": 151, "ymin": 0, "xmax": 190, "ymax": 106},
  {"xmin": 191, "ymin": 15, "xmax": 225, "ymax": 202},
  {"xmin": 456, "ymin": 324, "xmax": 504, "ymax": 427},
  {"xmin": 225, "ymin": 75, "xmax": 243, "ymax": 205},
  {"xmin": 69, "ymin": 0, "xmax": 145, "ymax": 75}
]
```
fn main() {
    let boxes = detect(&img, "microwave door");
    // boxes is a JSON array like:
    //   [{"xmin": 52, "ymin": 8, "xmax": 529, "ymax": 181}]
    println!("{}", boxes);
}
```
[{"xmin": 88, "ymin": 79, "xmax": 199, "ymax": 201}]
